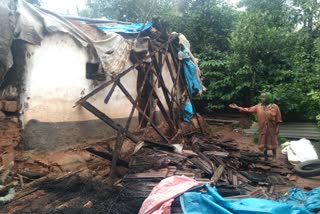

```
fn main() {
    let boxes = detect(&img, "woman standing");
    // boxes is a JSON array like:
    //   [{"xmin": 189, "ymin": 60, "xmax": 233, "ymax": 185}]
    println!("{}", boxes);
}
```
[{"xmin": 229, "ymin": 92, "xmax": 282, "ymax": 161}]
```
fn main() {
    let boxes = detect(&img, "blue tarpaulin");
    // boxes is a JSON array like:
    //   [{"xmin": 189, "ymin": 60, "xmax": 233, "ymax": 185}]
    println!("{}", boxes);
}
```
[
  {"xmin": 178, "ymin": 50, "xmax": 202, "ymax": 96},
  {"xmin": 180, "ymin": 184, "xmax": 314, "ymax": 214},
  {"xmin": 183, "ymin": 101, "xmax": 194, "ymax": 122},
  {"xmin": 279, "ymin": 187, "xmax": 320, "ymax": 213},
  {"xmin": 96, "ymin": 22, "xmax": 153, "ymax": 34},
  {"xmin": 178, "ymin": 49, "xmax": 202, "ymax": 123}
]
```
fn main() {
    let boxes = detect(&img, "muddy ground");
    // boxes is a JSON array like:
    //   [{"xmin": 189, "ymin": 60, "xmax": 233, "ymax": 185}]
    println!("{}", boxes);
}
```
[{"xmin": 1, "ymin": 116, "xmax": 320, "ymax": 214}]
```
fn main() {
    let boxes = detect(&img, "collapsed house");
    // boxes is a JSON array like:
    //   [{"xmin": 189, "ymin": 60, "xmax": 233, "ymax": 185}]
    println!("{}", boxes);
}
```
[
  {"xmin": 0, "ymin": 0, "xmax": 205, "ymax": 158},
  {"xmin": 1, "ymin": 1, "xmax": 319, "ymax": 213}
]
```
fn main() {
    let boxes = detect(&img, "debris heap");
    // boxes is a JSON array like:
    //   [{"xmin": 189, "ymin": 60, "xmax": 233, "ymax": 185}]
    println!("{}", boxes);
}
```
[{"xmin": 113, "ymin": 132, "xmax": 294, "ymax": 213}]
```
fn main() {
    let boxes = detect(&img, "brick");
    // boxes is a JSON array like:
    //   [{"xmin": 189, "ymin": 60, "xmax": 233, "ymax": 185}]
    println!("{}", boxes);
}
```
[
  {"xmin": 0, "ymin": 110, "xmax": 5, "ymax": 120},
  {"xmin": 3, "ymin": 101, "xmax": 19, "ymax": 112}
]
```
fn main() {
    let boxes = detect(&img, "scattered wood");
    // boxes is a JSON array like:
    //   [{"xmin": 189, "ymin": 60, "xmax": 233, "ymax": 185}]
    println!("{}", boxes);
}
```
[
  {"xmin": 267, "ymin": 175, "xmax": 288, "ymax": 185},
  {"xmin": 232, "ymin": 175, "xmax": 238, "ymax": 186},
  {"xmin": 225, "ymin": 194, "xmax": 250, "ymax": 199},
  {"xmin": 190, "ymin": 157, "xmax": 213, "ymax": 175},
  {"xmin": 123, "ymin": 168, "xmax": 169, "ymax": 181},
  {"xmin": 286, "ymin": 174, "xmax": 297, "ymax": 181},
  {"xmin": 0, "ymin": 161, "xmax": 14, "ymax": 185},
  {"xmin": 269, "ymin": 185, "xmax": 275, "ymax": 194},
  {"xmin": 249, "ymin": 187, "xmax": 269, "ymax": 198},
  {"xmin": 86, "ymin": 147, "xmax": 129, "ymax": 167},
  {"xmin": 205, "ymin": 118, "xmax": 240, "ymax": 126},
  {"xmin": 252, "ymin": 163, "xmax": 271, "ymax": 171},
  {"xmin": 211, "ymin": 165, "xmax": 225, "ymax": 183},
  {"xmin": 204, "ymin": 151, "xmax": 229, "ymax": 158},
  {"xmin": 17, "ymin": 171, "xmax": 48, "ymax": 180},
  {"xmin": 270, "ymin": 167, "xmax": 292, "ymax": 175}
]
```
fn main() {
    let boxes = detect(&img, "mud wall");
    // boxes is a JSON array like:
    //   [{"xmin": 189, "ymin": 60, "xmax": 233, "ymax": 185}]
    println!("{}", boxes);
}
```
[
  {"xmin": 19, "ymin": 33, "xmax": 139, "ymax": 151},
  {"xmin": 17, "ymin": 33, "xmax": 177, "ymax": 151}
]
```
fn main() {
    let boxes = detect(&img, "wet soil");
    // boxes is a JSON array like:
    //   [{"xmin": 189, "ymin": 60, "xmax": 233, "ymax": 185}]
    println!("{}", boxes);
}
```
[{"xmin": 1, "ymin": 116, "xmax": 320, "ymax": 213}]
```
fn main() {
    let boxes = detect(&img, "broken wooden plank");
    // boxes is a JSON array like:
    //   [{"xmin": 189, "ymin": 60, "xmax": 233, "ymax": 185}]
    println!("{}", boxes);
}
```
[
  {"xmin": 174, "ymin": 171, "xmax": 195, "ymax": 178},
  {"xmin": 225, "ymin": 194, "xmax": 251, "ymax": 199},
  {"xmin": 227, "ymin": 170, "xmax": 233, "ymax": 184},
  {"xmin": 190, "ymin": 157, "xmax": 213, "ymax": 175},
  {"xmin": 269, "ymin": 185, "xmax": 275, "ymax": 194},
  {"xmin": 85, "ymin": 147, "xmax": 129, "ymax": 167},
  {"xmin": 81, "ymin": 101, "xmax": 139, "ymax": 143},
  {"xmin": 123, "ymin": 168, "xmax": 169, "ymax": 181},
  {"xmin": 203, "ymin": 151, "xmax": 229, "ymax": 158},
  {"xmin": 252, "ymin": 163, "xmax": 271, "ymax": 171},
  {"xmin": 267, "ymin": 175, "xmax": 288, "ymax": 185},
  {"xmin": 232, "ymin": 175, "xmax": 238, "ymax": 186},
  {"xmin": 211, "ymin": 165, "xmax": 225, "ymax": 183},
  {"xmin": 143, "ymin": 139, "xmax": 176, "ymax": 151},
  {"xmin": 235, "ymin": 172, "xmax": 250, "ymax": 183}
]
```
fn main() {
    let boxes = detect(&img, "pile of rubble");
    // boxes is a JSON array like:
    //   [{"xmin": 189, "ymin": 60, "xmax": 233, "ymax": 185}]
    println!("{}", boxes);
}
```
[{"xmin": 112, "ymin": 133, "xmax": 294, "ymax": 213}]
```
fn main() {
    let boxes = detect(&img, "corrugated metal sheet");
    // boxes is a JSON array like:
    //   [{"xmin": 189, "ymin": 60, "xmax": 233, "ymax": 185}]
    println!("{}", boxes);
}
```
[{"xmin": 244, "ymin": 122, "xmax": 320, "ymax": 140}]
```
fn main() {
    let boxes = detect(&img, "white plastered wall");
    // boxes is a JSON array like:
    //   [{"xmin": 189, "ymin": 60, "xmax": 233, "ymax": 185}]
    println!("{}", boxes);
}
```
[{"xmin": 20, "ymin": 33, "xmax": 138, "ymax": 125}]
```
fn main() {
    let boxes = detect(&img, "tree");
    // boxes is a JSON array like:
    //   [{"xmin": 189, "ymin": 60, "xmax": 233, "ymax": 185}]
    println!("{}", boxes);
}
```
[
  {"xmin": 80, "ymin": 0, "xmax": 175, "ymax": 21},
  {"xmin": 79, "ymin": 0, "xmax": 320, "ymax": 123}
]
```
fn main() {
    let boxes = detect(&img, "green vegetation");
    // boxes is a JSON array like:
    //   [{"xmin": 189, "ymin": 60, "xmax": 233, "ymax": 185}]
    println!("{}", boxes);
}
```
[{"xmin": 80, "ymin": 0, "xmax": 320, "ymax": 123}]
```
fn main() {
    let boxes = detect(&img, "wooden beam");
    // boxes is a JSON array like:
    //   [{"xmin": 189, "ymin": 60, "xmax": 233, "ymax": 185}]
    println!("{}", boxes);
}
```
[
  {"xmin": 111, "ymin": 129, "xmax": 125, "ymax": 177},
  {"xmin": 142, "ymin": 99, "xmax": 158, "ymax": 138},
  {"xmin": 138, "ymin": 77, "xmax": 158, "ymax": 129},
  {"xmin": 149, "ymin": 41, "xmax": 174, "ymax": 124},
  {"xmin": 85, "ymin": 147, "xmax": 129, "ymax": 167},
  {"xmin": 169, "ymin": 43, "xmax": 179, "ymax": 70},
  {"xmin": 74, "ymin": 35, "xmax": 178, "ymax": 107},
  {"xmin": 104, "ymin": 81, "xmax": 117, "ymax": 104},
  {"xmin": 165, "ymin": 54, "xmax": 176, "ymax": 86},
  {"xmin": 116, "ymin": 80, "xmax": 170, "ymax": 142},
  {"xmin": 80, "ymin": 101, "xmax": 139, "ymax": 144}
]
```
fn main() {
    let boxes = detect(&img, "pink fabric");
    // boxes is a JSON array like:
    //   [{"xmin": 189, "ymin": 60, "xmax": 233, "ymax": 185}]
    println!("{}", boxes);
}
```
[{"xmin": 139, "ymin": 176, "xmax": 201, "ymax": 214}]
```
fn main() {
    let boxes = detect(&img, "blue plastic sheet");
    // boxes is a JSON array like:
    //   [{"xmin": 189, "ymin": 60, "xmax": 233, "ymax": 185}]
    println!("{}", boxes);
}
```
[
  {"xmin": 183, "ymin": 101, "xmax": 194, "ymax": 122},
  {"xmin": 279, "ymin": 187, "xmax": 320, "ymax": 213},
  {"xmin": 178, "ymin": 50, "xmax": 202, "ymax": 96},
  {"xmin": 96, "ymin": 22, "xmax": 153, "ymax": 34},
  {"xmin": 180, "ymin": 184, "xmax": 312, "ymax": 214}
]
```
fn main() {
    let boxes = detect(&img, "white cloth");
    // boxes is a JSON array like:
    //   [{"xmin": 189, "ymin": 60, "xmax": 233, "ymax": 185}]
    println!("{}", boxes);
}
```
[{"xmin": 281, "ymin": 138, "xmax": 318, "ymax": 165}]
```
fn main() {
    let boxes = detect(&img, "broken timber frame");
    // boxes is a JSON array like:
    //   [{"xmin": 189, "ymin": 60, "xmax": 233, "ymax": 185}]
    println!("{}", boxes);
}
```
[{"xmin": 75, "ymin": 33, "xmax": 202, "ymax": 172}]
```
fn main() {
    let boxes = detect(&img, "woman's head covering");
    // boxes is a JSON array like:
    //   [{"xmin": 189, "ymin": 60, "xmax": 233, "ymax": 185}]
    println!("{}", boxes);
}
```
[{"xmin": 261, "ymin": 92, "xmax": 274, "ymax": 105}]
